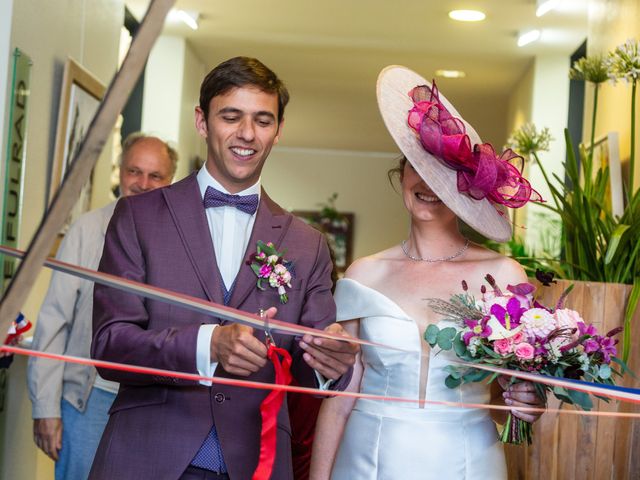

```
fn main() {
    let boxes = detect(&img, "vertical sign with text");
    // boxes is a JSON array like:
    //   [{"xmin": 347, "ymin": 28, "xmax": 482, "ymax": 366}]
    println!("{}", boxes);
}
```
[{"xmin": 1, "ymin": 49, "xmax": 32, "ymax": 294}]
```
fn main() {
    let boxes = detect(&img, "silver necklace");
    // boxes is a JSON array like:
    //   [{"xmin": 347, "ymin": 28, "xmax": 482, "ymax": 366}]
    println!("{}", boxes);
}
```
[{"xmin": 401, "ymin": 238, "xmax": 470, "ymax": 262}]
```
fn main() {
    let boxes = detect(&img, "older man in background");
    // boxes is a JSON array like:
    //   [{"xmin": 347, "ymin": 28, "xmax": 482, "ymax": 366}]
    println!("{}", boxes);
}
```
[{"xmin": 27, "ymin": 133, "xmax": 178, "ymax": 480}]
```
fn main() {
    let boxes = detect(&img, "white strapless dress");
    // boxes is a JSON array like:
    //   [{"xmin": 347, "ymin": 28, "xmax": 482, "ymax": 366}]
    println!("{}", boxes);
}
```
[{"xmin": 331, "ymin": 278, "xmax": 506, "ymax": 480}]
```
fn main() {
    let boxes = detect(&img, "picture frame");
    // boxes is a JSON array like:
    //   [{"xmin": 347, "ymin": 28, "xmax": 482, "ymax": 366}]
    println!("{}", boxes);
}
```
[
  {"xmin": 49, "ymin": 58, "xmax": 106, "ymax": 230},
  {"xmin": 293, "ymin": 210, "xmax": 354, "ymax": 273}
]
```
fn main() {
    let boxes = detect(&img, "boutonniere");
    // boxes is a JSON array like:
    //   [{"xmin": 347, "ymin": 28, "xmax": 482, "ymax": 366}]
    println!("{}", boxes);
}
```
[{"xmin": 249, "ymin": 240, "xmax": 293, "ymax": 304}]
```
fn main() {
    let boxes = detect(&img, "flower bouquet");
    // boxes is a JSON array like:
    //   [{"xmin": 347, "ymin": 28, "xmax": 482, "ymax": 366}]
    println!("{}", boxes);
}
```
[{"xmin": 424, "ymin": 274, "xmax": 625, "ymax": 445}]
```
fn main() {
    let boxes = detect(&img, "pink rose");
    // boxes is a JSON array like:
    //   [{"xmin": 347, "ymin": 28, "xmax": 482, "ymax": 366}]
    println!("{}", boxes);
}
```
[
  {"xmin": 514, "ymin": 342, "xmax": 535, "ymax": 360},
  {"xmin": 511, "ymin": 331, "xmax": 526, "ymax": 344},
  {"xmin": 494, "ymin": 338, "xmax": 512, "ymax": 355}
]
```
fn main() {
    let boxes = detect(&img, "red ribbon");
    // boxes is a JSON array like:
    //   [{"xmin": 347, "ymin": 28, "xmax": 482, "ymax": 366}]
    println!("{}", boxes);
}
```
[{"xmin": 252, "ymin": 343, "xmax": 292, "ymax": 480}]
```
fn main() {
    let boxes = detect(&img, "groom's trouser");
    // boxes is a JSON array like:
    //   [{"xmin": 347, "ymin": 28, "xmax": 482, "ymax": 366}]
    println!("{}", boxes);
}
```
[{"xmin": 179, "ymin": 466, "xmax": 230, "ymax": 480}]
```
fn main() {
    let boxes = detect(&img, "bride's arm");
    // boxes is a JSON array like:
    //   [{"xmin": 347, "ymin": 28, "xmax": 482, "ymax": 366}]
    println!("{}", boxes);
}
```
[{"xmin": 310, "ymin": 319, "xmax": 363, "ymax": 480}]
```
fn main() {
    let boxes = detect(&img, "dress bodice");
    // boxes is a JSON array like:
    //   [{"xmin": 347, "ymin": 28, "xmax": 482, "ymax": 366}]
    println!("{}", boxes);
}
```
[
  {"xmin": 335, "ymin": 278, "xmax": 491, "ymax": 410},
  {"xmin": 331, "ymin": 278, "xmax": 506, "ymax": 479}
]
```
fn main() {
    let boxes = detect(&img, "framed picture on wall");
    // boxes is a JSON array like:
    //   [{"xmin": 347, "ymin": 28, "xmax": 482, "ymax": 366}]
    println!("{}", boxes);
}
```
[
  {"xmin": 293, "ymin": 210, "xmax": 355, "ymax": 274},
  {"xmin": 50, "ymin": 57, "xmax": 105, "ymax": 233}
]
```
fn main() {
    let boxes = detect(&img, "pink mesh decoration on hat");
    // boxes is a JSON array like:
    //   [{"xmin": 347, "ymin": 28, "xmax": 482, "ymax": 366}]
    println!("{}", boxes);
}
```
[{"xmin": 407, "ymin": 82, "xmax": 543, "ymax": 208}]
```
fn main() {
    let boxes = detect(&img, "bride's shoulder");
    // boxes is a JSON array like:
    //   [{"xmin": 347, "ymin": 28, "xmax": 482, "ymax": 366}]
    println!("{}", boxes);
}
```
[
  {"xmin": 344, "ymin": 246, "xmax": 400, "ymax": 285},
  {"xmin": 466, "ymin": 244, "xmax": 528, "ymax": 285}
]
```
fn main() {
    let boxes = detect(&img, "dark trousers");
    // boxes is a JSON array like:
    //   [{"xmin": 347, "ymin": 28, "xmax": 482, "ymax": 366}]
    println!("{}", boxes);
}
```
[{"xmin": 179, "ymin": 466, "xmax": 230, "ymax": 480}]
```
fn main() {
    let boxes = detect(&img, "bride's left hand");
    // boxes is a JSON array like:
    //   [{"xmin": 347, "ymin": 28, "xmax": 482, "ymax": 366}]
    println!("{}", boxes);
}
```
[{"xmin": 498, "ymin": 377, "xmax": 545, "ymax": 423}]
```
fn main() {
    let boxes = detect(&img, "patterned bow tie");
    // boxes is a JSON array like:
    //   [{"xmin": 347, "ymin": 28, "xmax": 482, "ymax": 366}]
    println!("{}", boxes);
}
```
[{"xmin": 203, "ymin": 186, "xmax": 259, "ymax": 214}]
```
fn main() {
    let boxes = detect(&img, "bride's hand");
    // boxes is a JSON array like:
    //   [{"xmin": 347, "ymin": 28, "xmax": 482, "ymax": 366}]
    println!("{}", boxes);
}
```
[{"xmin": 498, "ymin": 377, "xmax": 545, "ymax": 423}]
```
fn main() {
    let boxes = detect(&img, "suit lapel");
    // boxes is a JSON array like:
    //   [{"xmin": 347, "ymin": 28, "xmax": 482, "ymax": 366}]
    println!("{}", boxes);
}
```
[
  {"xmin": 162, "ymin": 174, "xmax": 225, "ymax": 308},
  {"xmin": 225, "ymin": 189, "xmax": 292, "ymax": 315}
]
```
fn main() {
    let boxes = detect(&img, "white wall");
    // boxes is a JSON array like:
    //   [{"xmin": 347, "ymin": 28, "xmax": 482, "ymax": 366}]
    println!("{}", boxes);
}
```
[
  {"xmin": 142, "ymin": 35, "xmax": 206, "ymax": 181},
  {"xmin": 263, "ymin": 147, "xmax": 408, "ymax": 262},
  {"xmin": 507, "ymin": 54, "xmax": 570, "ymax": 254},
  {"xmin": 0, "ymin": 1, "xmax": 123, "ymax": 478}
]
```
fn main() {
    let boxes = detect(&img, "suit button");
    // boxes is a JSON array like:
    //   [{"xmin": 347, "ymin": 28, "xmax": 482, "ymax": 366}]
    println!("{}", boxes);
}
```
[
  {"xmin": 77, "ymin": 399, "xmax": 84, "ymax": 408},
  {"xmin": 214, "ymin": 393, "xmax": 225, "ymax": 403}
]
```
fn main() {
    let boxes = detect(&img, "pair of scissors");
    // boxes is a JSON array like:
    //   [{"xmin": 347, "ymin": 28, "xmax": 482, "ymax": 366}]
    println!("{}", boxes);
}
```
[{"xmin": 259, "ymin": 309, "xmax": 276, "ymax": 346}]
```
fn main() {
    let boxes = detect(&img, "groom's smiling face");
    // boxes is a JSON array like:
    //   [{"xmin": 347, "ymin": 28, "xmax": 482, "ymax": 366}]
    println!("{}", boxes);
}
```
[{"xmin": 195, "ymin": 85, "xmax": 283, "ymax": 194}]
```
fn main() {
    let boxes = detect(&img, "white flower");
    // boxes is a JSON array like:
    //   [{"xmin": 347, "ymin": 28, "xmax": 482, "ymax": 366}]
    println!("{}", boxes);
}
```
[
  {"xmin": 606, "ymin": 38, "xmax": 640, "ymax": 83},
  {"xmin": 486, "ymin": 315, "xmax": 524, "ymax": 341},
  {"xmin": 274, "ymin": 264, "xmax": 287, "ymax": 275},
  {"xmin": 268, "ymin": 274, "xmax": 279, "ymax": 288},
  {"xmin": 521, "ymin": 308, "xmax": 556, "ymax": 339},
  {"xmin": 267, "ymin": 255, "xmax": 279, "ymax": 265},
  {"xmin": 468, "ymin": 337, "xmax": 481, "ymax": 357}
]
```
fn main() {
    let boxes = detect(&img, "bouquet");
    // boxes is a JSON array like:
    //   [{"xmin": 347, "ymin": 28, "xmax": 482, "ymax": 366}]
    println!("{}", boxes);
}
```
[{"xmin": 424, "ymin": 274, "xmax": 625, "ymax": 445}]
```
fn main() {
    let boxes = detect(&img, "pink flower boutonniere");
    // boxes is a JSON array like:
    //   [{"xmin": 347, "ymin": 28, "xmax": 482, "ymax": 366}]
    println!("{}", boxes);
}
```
[{"xmin": 249, "ymin": 241, "xmax": 293, "ymax": 304}]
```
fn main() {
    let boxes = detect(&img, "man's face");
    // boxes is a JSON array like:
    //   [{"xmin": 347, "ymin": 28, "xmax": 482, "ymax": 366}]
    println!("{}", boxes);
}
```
[
  {"xmin": 195, "ymin": 86, "xmax": 282, "ymax": 193},
  {"xmin": 119, "ymin": 138, "xmax": 174, "ymax": 197}
]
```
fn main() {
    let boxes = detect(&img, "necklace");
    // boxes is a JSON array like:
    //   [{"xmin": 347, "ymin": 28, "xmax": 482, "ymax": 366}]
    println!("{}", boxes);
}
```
[{"xmin": 401, "ymin": 238, "xmax": 470, "ymax": 263}]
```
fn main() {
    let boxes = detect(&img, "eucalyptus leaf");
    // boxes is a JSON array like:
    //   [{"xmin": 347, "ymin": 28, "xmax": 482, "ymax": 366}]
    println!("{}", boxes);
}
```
[
  {"xmin": 567, "ymin": 388, "xmax": 593, "ymax": 410},
  {"xmin": 445, "ymin": 375, "xmax": 462, "ymax": 389},
  {"xmin": 599, "ymin": 364, "xmax": 612, "ymax": 380},
  {"xmin": 453, "ymin": 332, "xmax": 467, "ymax": 356},
  {"xmin": 424, "ymin": 324, "xmax": 439, "ymax": 345},
  {"xmin": 436, "ymin": 327, "xmax": 457, "ymax": 350}
]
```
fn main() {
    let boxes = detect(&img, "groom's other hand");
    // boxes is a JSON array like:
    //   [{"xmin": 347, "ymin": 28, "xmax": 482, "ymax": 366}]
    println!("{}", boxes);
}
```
[
  {"xmin": 211, "ymin": 323, "xmax": 268, "ymax": 376},
  {"xmin": 299, "ymin": 323, "xmax": 359, "ymax": 380}
]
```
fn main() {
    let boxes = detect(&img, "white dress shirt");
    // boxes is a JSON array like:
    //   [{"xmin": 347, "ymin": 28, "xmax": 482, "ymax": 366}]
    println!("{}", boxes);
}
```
[
  {"xmin": 195, "ymin": 166, "xmax": 260, "ymax": 385},
  {"xmin": 194, "ymin": 167, "xmax": 334, "ymax": 390}
]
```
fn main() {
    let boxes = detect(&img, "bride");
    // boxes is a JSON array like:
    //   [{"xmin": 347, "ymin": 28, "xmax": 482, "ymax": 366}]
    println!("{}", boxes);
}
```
[{"xmin": 309, "ymin": 66, "xmax": 544, "ymax": 480}]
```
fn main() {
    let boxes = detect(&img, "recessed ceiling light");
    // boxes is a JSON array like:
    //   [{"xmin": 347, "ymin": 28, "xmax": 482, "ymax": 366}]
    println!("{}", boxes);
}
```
[
  {"xmin": 536, "ymin": 0, "xmax": 560, "ymax": 17},
  {"xmin": 435, "ymin": 70, "xmax": 467, "ymax": 79},
  {"xmin": 517, "ymin": 29, "xmax": 541, "ymax": 47},
  {"xmin": 448, "ymin": 10, "xmax": 486, "ymax": 22},
  {"xmin": 167, "ymin": 9, "xmax": 199, "ymax": 30}
]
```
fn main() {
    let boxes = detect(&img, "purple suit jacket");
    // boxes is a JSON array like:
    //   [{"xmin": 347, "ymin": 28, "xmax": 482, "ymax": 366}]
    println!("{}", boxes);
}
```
[{"xmin": 90, "ymin": 173, "xmax": 347, "ymax": 480}]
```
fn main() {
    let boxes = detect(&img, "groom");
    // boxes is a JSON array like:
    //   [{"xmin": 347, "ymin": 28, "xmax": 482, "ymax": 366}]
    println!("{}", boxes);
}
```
[{"xmin": 90, "ymin": 56, "xmax": 358, "ymax": 480}]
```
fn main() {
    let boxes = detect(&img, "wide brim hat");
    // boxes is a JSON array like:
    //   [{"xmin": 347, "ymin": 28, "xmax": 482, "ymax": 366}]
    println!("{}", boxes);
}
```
[{"xmin": 377, "ymin": 65, "xmax": 512, "ymax": 242}]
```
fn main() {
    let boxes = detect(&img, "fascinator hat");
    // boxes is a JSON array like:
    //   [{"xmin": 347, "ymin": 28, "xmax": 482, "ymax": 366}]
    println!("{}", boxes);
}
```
[{"xmin": 377, "ymin": 65, "xmax": 542, "ymax": 242}]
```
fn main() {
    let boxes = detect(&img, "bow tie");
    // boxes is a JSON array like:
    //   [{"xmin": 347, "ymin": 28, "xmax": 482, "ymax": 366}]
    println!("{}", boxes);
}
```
[{"xmin": 203, "ymin": 186, "xmax": 259, "ymax": 215}]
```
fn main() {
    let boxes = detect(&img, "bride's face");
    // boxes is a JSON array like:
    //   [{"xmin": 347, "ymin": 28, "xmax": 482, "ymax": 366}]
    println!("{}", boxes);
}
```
[{"xmin": 401, "ymin": 162, "xmax": 456, "ymax": 223}]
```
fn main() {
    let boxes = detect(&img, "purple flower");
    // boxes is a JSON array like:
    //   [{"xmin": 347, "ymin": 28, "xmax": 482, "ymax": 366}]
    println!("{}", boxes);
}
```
[
  {"xmin": 577, "ymin": 321, "xmax": 598, "ymax": 337},
  {"xmin": 259, "ymin": 264, "xmax": 273, "ymax": 278},
  {"xmin": 490, "ymin": 297, "xmax": 526, "ymax": 330},
  {"xmin": 463, "ymin": 316, "xmax": 492, "ymax": 345},
  {"xmin": 598, "ymin": 336, "xmax": 618, "ymax": 363},
  {"xmin": 583, "ymin": 338, "xmax": 600, "ymax": 354}
]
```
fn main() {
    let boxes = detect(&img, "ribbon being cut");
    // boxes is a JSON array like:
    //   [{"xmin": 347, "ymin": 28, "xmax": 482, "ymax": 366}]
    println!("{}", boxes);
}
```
[{"xmin": 2, "ymin": 246, "xmax": 640, "ymax": 478}]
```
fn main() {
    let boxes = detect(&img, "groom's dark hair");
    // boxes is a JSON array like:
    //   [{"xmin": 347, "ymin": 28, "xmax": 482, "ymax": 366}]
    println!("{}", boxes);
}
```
[{"xmin": 199, "ymin": 56, "xmax": 290, "ymax": 124}]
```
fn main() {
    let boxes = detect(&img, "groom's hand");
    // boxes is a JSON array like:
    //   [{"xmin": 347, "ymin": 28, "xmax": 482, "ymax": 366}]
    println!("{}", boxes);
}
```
[
  {"xmin": 211, "ymin": 324, "xmax": 268, "ymax": 377},
  {"xmin": 299, "ymin": 323, "xmax": 359, "ymax": 380}
]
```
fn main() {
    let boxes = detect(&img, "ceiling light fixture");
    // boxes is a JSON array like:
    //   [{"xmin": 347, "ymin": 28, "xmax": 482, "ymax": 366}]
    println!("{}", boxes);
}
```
[
  {"xmin": 536, "ymin": 0, "xmax": 560, "ymax": 17},
  {"xmin": 435, "ymin": 69, "xmax": 467, "ymax": 79},
  {"xmin": 517, "ymin": 29, "xmax": 541, "ymax": 47},
  {"xmin": 167, "ymin": 9, "xmax": 199, "ymax": 30},
  {"xmin": 448, "ymin": 10, "xmax": 486, "ymax": 22}
]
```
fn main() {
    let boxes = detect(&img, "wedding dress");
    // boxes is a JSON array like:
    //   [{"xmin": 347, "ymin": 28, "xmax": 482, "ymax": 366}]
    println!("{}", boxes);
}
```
[{"xmin": 330, "ymin": 278, "xmax": 506, "ymax": 480}]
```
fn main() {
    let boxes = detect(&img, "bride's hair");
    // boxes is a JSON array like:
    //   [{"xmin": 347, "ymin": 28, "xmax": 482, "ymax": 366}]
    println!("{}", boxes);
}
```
[{"xmin": 387, "ymin": 154, "xmax": 407, "ymax": 190}]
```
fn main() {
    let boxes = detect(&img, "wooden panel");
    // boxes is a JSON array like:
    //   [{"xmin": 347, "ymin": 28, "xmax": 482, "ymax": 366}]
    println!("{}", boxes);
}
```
[{"xmin": 505, "ymin": 280, "xmax": 640, "ymax": 479}]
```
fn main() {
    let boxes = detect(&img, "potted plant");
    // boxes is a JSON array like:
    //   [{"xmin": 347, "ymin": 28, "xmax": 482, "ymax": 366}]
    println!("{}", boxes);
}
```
[{"xmin": 503, "ymin": 38, "xmax": 640, "ymax": 480}]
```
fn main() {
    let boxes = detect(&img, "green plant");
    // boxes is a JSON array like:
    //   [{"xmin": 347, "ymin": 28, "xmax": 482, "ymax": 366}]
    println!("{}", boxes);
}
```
[{"xmin": 506, "ymin": 40, "xmax": 640, "ymax": 361}]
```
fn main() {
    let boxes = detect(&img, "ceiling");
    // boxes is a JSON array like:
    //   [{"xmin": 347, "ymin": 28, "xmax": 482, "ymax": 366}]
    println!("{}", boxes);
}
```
[{"xmin": 126, "ymin": 0, "xmax": 588, "ymax": 152}]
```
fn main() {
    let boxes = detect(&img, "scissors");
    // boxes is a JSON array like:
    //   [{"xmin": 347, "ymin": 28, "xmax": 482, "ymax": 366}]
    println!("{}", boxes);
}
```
[{"xmin": 259, "ymin": 309, "xmax": 276, "ymax": 346}]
